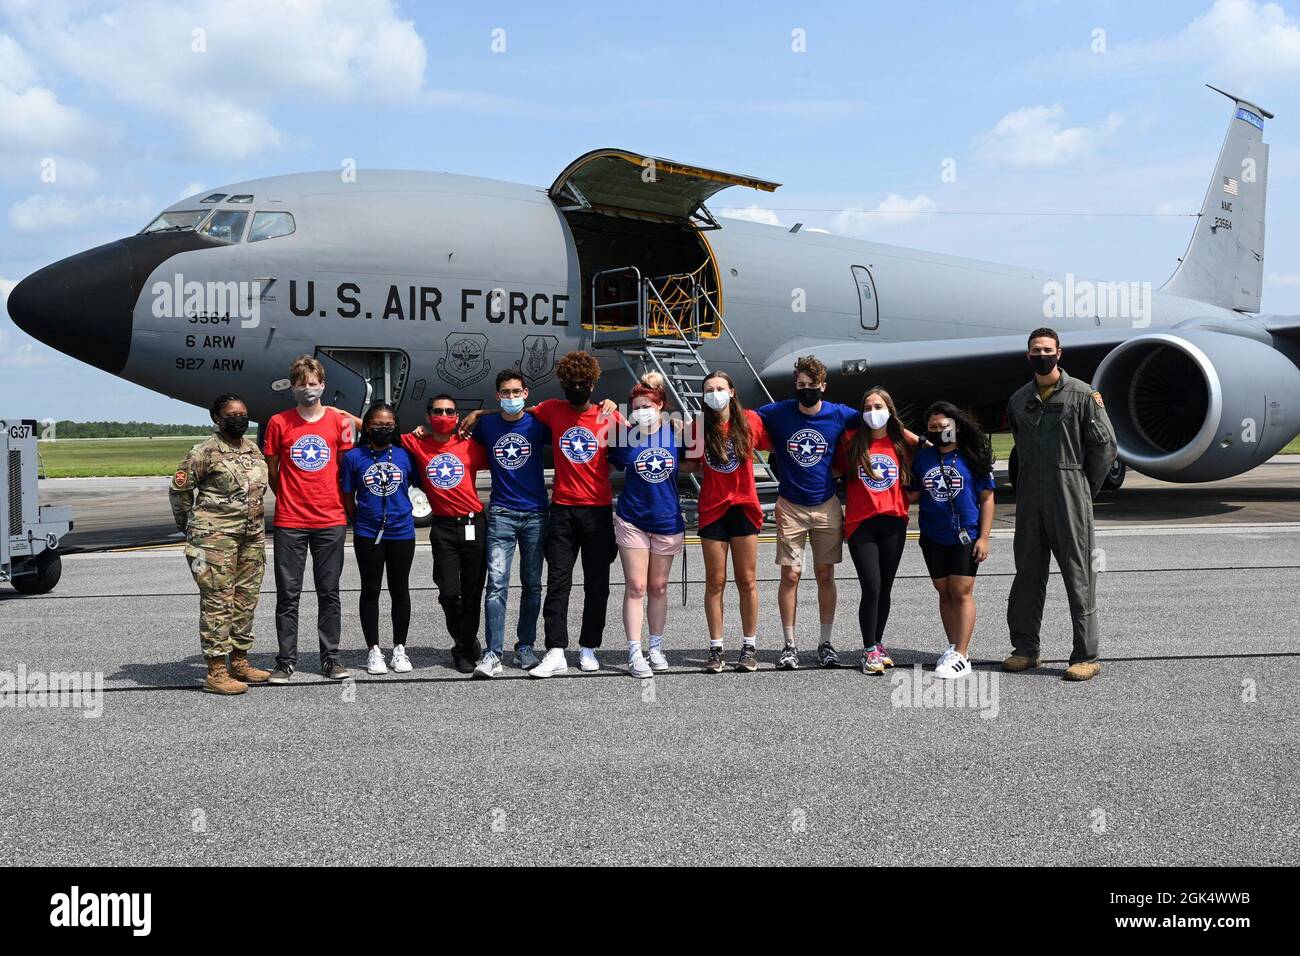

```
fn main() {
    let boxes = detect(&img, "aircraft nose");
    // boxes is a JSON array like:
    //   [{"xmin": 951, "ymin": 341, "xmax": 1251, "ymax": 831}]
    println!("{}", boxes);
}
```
[{"xmin": 7, "ymin": 240, "xmax": 136, "ymax": 375}]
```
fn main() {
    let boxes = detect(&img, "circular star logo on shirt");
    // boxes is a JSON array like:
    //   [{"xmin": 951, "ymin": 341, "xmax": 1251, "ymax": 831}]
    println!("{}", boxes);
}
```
[
  {"xmin": 634, "ymin": 447, "xmax": 675, "ymax": 483},
  {"xmin": 427, "ymin": 453, "xmax": 465, "ymax": 489},
  {"xmin": 786, "ymin": 428, "xmax": 828, "ymax": 468},
  {"xmin": 859, "ymin": 453, "xmax": 899, "ymax": 492},
  {"xmin": 289, "ymin": 435, "xmax": 330, "ymax": 472},
  {"xmin": 559, "ymin": 426, "xmax": 598, "ymax": 464},
  {"xmin": 706, "ymin": 438, "xmax": 740, "ymax": 474},
  {"xmin": 362, "ymin": 461, "xmax": 403, "ymax": 497},
  {"xmin": 493, "ymin": 432, "xmax": 532, "ymax": 471},
  {"xmin": 922, "ymin": 464, "xmax": 965, "ymax": 501}
]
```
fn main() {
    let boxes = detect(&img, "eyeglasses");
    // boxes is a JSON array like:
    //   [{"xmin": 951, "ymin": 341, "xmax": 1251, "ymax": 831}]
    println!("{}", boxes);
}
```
[{"xmin": 498, "ymin": 389, "xmax": 525, "ymax": 398}]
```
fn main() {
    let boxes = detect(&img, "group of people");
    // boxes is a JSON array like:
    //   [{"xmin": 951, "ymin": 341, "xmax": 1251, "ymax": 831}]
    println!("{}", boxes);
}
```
[{"xmin": 170, "ymin": 327, "xmax": 1117, "ymax": 696}]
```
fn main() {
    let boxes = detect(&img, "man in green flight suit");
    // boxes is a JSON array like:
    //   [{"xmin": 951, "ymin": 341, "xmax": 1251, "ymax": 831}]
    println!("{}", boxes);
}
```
[
  {"xmin": 1005, "ymin": 328, "xmax": 1117, "ymax": 682},
  {"xmin": 169, "ymin": 394, "xmax": 271, "ymax": 695}
]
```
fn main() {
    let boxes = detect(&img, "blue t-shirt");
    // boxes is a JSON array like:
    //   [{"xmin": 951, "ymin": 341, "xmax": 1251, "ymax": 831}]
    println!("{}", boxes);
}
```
[
  {"xmin": 473, "ymin": 412, "xmax": 550, "ymax": 512},
  {"xmin": 907, "ymin": 445, "xmax": 995, "ymax": 545},
  {"xmin": 607, "ymin": 422, "xmax": 685, "ymax": 535},
  {"xmin": 756, "ymin": 399, "xmax": 862, "ymax": 506},
  {"xmin": 339, "ymin": 444, "xmax": 417, "ymax": 540}
]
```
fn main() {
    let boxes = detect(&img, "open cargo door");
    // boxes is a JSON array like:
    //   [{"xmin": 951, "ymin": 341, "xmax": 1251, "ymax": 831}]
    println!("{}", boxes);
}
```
[{"xmin": 549, "ymin": 149, "xmax": 779, "ymax": 228}]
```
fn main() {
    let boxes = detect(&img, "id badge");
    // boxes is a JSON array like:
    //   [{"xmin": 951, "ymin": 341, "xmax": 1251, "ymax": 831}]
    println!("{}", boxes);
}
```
[
  {"xmin": 465, "ymin": 520, "xmax": 475, "ymax": 542},
  {"xmin": 375, "ymin": 527, "xmax": 385, "ymax": 544},
  {"xmin": 958, "ymin": 527, "xmax": 972, "ymax": 546}
]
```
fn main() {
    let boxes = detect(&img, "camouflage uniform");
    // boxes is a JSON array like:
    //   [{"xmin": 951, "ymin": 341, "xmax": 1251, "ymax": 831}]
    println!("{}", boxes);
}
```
[{"xmin": 169, "ymin": 434, "xmax": 269, "ymax": 658}]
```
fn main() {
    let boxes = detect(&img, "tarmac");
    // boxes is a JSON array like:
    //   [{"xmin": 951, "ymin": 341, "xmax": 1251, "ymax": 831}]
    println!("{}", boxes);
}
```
[{"xmin": 1, "ymin": 461, "xmax": 1297, "ymax": 865}]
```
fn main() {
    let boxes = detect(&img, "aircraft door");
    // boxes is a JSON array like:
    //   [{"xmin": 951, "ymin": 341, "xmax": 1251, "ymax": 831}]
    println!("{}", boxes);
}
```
[{"xmin": 311, "ymin": 350, "xmax": 372, "ymax": 416}]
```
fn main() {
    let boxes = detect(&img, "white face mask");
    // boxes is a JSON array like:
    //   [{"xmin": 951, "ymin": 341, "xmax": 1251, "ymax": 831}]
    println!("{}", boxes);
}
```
[
  {"xmin": 864, "ymin": 407, "xmax": 890, "ymax": 430},
  {"xmin": 632, "ymin": 407, "xmax": 658, "ymax": 429},
  {"xmin": 703, "ymin": 390, "xmax": 731, "ymax": 411}
]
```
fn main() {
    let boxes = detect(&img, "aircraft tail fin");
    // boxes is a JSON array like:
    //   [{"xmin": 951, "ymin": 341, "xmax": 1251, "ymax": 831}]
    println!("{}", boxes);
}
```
[{"xmin": 1161, "ymin": 85, "xmax": 1271, "ymax": 313}]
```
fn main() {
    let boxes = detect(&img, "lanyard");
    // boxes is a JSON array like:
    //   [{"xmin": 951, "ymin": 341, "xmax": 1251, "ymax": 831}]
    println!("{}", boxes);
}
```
[
  {"xmin": 940, "ymin": 450, "xmax": 964, "ymax": 533},
  {"xmin": 368, "ymin": 443, "xmax": 395, "ymax": 540}
]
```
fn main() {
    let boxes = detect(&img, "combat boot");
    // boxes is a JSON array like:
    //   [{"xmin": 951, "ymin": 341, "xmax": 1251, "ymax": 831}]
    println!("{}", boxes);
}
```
[
  {"xmin": 228, "ymin": 649, "xmax": 270, "ymax": 684},
  {"xmin": 204, "ymin": 657, "xmax": 248, "ymax": 695}
]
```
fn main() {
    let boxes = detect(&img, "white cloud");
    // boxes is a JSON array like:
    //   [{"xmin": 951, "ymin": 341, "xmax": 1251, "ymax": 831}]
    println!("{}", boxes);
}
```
[
  {"xmin": 1129, "ymin": 0, "xmax": 1300, "ymax": 80},
  {"xmin": 0, "ymin": 276, "xmax": 49, "ymax": 369},
  {"xmin": 8, "ymin": 194, "xmax": 155, "ymax": 233},
  {"xmin": 29, "ymin": 155, "xmax": 100, "ymax": 188},
  {"xmin": 976, "ymin": 104, "xmax": 1123, "ymax": 167},
  {"xmin": 832, "ymin": 193, "xmax": 937, "ymax": 234},
  {"xmin": 1267, "ymin": 272, "xmax": 1300, "ymax": 287},
  {"xmin": 177, "ymin": 181, "xmax": 207, "ymax": 201},
  {"xmin": 6, "ymin": 0, "xmax": 429, "ymax": 159},
  {"xmin": 719, "ymin": 204, "xmax": 783, "ymax": 227}
]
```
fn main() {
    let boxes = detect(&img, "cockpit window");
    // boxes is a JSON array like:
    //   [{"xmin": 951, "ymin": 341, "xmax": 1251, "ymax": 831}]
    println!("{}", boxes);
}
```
[
  {"xmin": 141, "ymin": 210, "xmax": 209, "ymax": 234},
  {"xmin": 200, "ymin": 193, "xmax": 226, "ymax": 203},
  {"xmin": 248, "ymin": 211, "xmax": 296, "ymax": 242},
  {"xmin": 197, "ymin": 210, "xmax": 248, "ymax": 244},
  {"xmin": 227, "ymin": 194, "xmax": 254, "ymax": 204}
]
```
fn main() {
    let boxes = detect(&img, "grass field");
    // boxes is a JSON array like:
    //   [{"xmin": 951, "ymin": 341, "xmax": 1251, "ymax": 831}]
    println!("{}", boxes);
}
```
[
  {"xmin": 35, "ymin": 431, "xmax": 1300, "ymax": 478},
  {"xmin": 38, "ymin": 436, "xmax": 213, "ymax": 478}
]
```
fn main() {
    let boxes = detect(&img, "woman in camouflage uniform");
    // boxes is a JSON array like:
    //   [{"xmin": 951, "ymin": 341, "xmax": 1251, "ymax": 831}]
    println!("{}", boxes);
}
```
[{"xmin": 169, "ymin": 395, "xmax": 271, "ymax": 695}]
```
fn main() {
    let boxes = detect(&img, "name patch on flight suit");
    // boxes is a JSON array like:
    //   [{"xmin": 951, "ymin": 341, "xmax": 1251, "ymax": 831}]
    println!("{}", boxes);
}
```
[{"xmin": 1044, "ymin": 403, "xmax": 1065, "ymax": 414}]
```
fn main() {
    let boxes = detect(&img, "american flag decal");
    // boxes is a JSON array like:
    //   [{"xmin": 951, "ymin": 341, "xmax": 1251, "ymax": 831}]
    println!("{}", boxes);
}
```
[{"xmin": 1223, "ymin": 176, "xmax": 1239, "ymax": 196}]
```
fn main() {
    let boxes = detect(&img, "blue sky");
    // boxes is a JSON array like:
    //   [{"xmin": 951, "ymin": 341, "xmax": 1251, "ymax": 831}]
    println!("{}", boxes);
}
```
[{"xmin": 2, "ymin": 0, "xmax": 1298, "ymax": 423}]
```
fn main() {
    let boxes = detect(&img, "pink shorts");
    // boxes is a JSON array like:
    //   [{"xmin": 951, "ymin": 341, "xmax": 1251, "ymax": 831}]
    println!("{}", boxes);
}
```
[{"xmin": 613, "ymin": 513, "xmax": 684, "ymax": 556}]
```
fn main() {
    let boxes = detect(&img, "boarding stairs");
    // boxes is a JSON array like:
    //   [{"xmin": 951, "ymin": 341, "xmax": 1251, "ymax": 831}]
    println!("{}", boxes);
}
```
[{"xmin": 590, "ymin": 265, "xmax": 780, "ymax": 518}]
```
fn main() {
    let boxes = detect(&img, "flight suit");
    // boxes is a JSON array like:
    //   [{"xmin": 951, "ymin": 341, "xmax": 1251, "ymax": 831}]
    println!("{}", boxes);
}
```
[
  {"xmin": 1006, "ymin": 369, "xmax": 1117, "ymax": 663},
  {"xmin": 169, "ymin": 434, "xmax": 269, "ymax": 658}
]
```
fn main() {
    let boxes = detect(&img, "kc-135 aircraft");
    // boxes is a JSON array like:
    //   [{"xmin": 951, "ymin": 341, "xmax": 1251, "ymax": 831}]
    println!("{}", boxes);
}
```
[{"xmin": 8, "ymin": 85, "xmax": 1300, "ymax": 488}]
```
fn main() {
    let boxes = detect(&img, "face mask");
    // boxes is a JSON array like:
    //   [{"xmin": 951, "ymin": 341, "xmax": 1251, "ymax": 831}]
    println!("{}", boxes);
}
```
[
  {"xmin": 1029, "ymin": 353, "xmax": 1059, "ymax": 376},
  {"xmin": 796, "ymin": 387, "xmax": 822, "ymax": 409},
  {"xmin": 927, "ymin": 428, "xmax": 954, "ymax": 447},
  {"xmin": 293, "ymin": 385, "xmax": 324, "ymax": 406},
  {"xmin": 564, "ymin": 383, "xmax": 592, "ymax": 406},
  {"xmin": 220, "ymin": 415, "xmax": 249, "ymax": 438},
  {"xmin": 368, "ymin": 425, "xmax": 396, "ymax": 446},
  {"xmin": 501, "ymin": 396, "xmax": 526, "ymax": 415},
  {"xmin": 703, "ymin": 390, "xmax": 731, "ymax": 411},
  {"xmin": 632, "ymin": 407, "xmax": 658, "ymax": 429},
  {"xmin": 863, "ymin": 408, "xmax": 890, "ymax": 430}
]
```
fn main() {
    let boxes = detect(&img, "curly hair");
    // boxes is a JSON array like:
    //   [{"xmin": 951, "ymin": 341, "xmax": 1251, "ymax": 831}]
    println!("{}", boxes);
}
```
[
  {"xmin": 555, "ymin": 350, "xmax": 601, "ymax": 384},
  {"xmin": 794, "ymin": 354, "xmax": 827, "ymax": 385}
]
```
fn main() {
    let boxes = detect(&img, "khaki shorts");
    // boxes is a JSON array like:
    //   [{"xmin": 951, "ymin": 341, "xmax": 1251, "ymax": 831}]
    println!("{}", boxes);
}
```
[{"xmin": 774, "ymin": 496, "xmax": 844, "ymax": 567}]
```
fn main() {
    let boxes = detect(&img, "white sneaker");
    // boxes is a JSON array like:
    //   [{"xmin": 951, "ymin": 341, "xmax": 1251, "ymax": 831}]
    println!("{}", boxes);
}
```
[
  {"xmin": 390, "ymin": 645, "xmax": 412, "ymax": 673},
  {"xmin": 579, "ymin": 648, "xmax": 600, "ymax": 672},
  {"xmin": 647, "ymin": 647, "xmax": 669, "ymax": 671},
  {"xmin": 530, "ymin": 648, "xmax": 569, "ymax": 679},
  {"xmin": 935, "ymin": 644, "xmax": 956, "ymax": 669},
  {"xmin": 473, "ymin": 651, "xmax": 503, "ymax": 680},
  {"xmin": 934, "ymin": 651, "xmax": 972, "ymax": 680},
  {"xmin": 366, "ymin": 646, "xmax": 388, "ymax": 675},
  {"xmin": 628, "ymin": 651, "xmax": 654, "ymax": 678}
]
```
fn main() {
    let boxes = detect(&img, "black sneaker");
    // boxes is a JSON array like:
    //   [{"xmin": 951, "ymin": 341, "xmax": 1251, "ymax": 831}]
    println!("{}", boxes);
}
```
[
  {"xmin": 776, "ymin": 643, "xmax": 799, "ymax": 670},
  {"xmin": 267, "ymin": 664, "xmax": 293, "ymax": 685},
  {"xmin": 817, "ymin": 641, "xmax": 840, "ymax": 668},
  {"xmin": 321, "ymin": 662, "xmax": 350, "ymax": 680},
  {"xmin": 703, "ymin": 646, "xmax": 725, "ymax": 674},
  {"xmin": 735, "ymin": 643, "xmax": 758, "ymax": 672}
]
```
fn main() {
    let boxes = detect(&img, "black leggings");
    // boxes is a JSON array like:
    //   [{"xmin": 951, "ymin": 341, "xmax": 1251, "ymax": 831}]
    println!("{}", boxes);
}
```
[
  {"xmin": 353, "ymin": 536, "xmax": 416, "ymax": 647},
  {"xmin": 846, "ymin": 515, "xmax": 909, "ymax": 648}
]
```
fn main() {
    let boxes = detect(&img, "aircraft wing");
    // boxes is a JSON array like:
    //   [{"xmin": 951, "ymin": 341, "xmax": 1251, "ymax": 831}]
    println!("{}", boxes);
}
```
[{"xmin": 758, "ymin": 326, "xmax": 1140, "ymax": 412}]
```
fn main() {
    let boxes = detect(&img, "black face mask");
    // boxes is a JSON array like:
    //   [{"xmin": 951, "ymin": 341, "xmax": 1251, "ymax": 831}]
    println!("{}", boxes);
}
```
[
  {"xmin": 795, "ymin": 387, "xmax": 822, "ymax": 409},
  {"xmin": 368, "ymin": 425, "xmax": 396, "ymax": 447},
  {"xmin": 927, "ymin": 429, "xmax": 953, "ymax": 448},
  {"xmin": 564, "ymin": 383, "xmax": 592, "ymax": 406},
  {"xmin": 1029, "ymin": 352, "xmax": 1059, "ymax": 376},
  {"xmin": 220, "ymin": 415, "xmax": 249, "ymax": 438}
]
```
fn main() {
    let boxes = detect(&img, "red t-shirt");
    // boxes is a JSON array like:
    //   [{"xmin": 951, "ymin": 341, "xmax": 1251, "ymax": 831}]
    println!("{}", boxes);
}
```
[
  {"xmin": 834, "ymin": 432, "xmax": 911, "ymax": 540},
  {"xmin": 532, "ymin": 399, "xmax": 619, "ymax": 507},
  {"xmin": 401, "ymin": 432, "xmax": 489, "ymax": 517},
  {"xmin": 694, "ymin": 410, "xmax": 771, "ymax": 530},
  {"xmin": 264, "ymin": 407, "xmax": 353, "ymax": 528}
]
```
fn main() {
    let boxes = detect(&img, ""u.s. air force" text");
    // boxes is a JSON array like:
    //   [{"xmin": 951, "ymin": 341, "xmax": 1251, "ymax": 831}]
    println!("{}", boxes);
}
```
[{"xmin": 289, "ymin": 281, "xmax": 569, "ymax": 326}]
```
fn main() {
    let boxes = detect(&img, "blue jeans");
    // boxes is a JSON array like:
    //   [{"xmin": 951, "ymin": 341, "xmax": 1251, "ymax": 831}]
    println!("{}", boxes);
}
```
[{"xmin": 484, "ymin": 506, "xmax": 548, "ymax": 657}]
